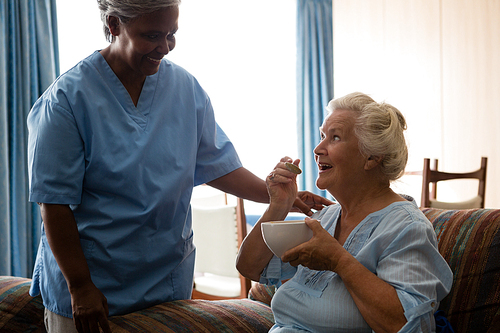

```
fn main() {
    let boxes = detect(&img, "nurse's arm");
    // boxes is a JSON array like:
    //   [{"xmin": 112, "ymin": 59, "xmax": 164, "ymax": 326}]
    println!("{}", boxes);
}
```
[
  {"xmin": 40, "ymin": 203, "xmax": 111, "ymax": 333},
  {"xmin": 207, "ymin": 167, "xmax": 269, "ymax": 203},
  {"xmin": 207, "ymin": 167, "xmax": 334, "ymax": 215}
]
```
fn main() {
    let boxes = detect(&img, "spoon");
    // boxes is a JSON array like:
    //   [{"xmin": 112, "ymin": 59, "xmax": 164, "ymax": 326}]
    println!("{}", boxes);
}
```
[{"xmin": 285, "ymin": 162, "xmax": 302, "ymax": 174}]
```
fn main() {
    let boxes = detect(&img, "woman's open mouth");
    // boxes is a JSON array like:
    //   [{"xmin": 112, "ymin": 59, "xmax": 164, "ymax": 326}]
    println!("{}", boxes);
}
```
[{"xmin": 318, "ymin": 163, "xmax": 332, "ymax": 171}]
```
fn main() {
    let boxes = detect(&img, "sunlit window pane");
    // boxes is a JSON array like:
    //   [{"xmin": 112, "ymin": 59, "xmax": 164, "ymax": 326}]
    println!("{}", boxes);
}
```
[{"xmin": 56, "ymin": 0, "xmax": 297, "ymax": 213}]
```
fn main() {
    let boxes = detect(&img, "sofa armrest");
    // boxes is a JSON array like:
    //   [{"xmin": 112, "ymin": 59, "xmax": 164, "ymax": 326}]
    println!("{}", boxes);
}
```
[
  {"xmin": 422, "ymin": 208, "xmax": 500, "ymax": 333},
  {"xmin": 0, "ymin": 276, "xmax": 45, "ymax": 332},
  {"xmin": 1, "ymin": 276, "xmax": 274, "ymax": 333},
  {"xmin": 108, "ymin": 299, "xmax": 273, "ymax": 332}
]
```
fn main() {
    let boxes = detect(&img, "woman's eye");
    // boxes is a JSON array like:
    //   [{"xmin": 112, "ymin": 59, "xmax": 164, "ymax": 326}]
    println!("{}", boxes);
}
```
[
  {"xmin": 147, "ymin": 34, "xmax": 159, "ymax": 39},
  {"xmin": 333, "ymin": 135, "xmax": 340, "ymax": 141}
]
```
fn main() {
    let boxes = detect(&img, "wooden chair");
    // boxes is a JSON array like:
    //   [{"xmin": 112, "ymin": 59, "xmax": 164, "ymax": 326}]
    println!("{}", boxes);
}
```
[
  {"xmin": 190, "ymin": 186, "xmax": 251, "ymax": 300},
  {"xmin": 419, "ymin": 157, "xmax": 487, "ymax": 209}
]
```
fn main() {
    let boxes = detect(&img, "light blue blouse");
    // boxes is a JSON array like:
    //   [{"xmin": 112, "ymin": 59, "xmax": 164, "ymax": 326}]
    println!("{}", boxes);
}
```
[
  {"xmin": 27, "ymin": 51, "xmax": 242, "ymax": 317},
  {"xmin": 261, "ymin": 198, "xmax": 453, "ymax": 332}
]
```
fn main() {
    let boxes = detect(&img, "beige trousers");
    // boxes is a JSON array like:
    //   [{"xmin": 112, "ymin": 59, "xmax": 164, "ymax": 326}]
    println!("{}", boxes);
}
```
[{"xmin": 44, "ymin": 308, "xmax": 79, "ymax": 333}]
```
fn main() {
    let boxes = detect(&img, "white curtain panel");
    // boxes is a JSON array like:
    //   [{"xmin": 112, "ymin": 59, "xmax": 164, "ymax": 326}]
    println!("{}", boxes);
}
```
[{"xmin": 332, "ymin": 0, "xmax": 500, "ymax": 207}]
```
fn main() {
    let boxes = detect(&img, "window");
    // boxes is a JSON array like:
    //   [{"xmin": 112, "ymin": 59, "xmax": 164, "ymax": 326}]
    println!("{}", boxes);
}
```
[{"xmin": 57, "ymin": 1, "xmax": 297, "ymax": 212}]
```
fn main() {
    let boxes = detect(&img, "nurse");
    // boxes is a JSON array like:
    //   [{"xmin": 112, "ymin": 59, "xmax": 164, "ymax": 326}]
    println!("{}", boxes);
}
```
[{"xmin": 27, "ymin": 1, "xmax": 333, "ymax": 332}]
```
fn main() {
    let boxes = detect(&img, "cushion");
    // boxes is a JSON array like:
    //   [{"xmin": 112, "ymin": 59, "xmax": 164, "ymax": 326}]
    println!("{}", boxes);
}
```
[
  {"xmin": 422, "ymin": 208, "xmax": 500, "ymax": 333},
  {"xmin": 0, "ymin": 276, "xmax": 45, "ymax": 333},
  {"xmin": 0, "ymin": 276, "xmax": 273, "ymax": 332},
  {"xmin": 108, "ymin": 299, "xmax": 273, "ymax": 332}
]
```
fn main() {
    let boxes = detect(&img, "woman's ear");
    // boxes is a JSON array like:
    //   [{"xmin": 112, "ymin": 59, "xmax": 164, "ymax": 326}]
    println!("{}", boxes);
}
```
[
  {"xmin": 107, "ymin": 16, "xmax": 121, "ymax": 38},
  {"xmin": 364, "ymin": 155, "xmax": 383, "ymax": 170}
]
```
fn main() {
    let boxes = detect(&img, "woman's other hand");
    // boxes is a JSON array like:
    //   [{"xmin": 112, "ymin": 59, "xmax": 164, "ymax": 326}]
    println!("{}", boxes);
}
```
[
  {"xmin": 71, "ymin": 281, "xmax": 111, "ymax": 333},
  {"xmin": 281, "ymin": 218, "xmax": 347, "ymax": 272}
]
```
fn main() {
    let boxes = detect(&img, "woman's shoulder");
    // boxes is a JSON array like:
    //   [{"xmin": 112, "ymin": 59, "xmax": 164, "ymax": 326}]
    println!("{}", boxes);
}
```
[
  {"xmin": 37, "ymin": 52, "xmax": 102, "ymax": 105},
  {"xmin": 374, "ymin": 196, "xmax": 435, "ymax": 235},
  {"xmin": 159, "ymin": 58, "xmax": 198, "ymax": 82},
  {"xmin": 55, "ymin": 51, "xmax": 101, "ymax": 82},
  {"xmin": 157, "ymin": 59, "xmax": 210, "ymax": 102}
]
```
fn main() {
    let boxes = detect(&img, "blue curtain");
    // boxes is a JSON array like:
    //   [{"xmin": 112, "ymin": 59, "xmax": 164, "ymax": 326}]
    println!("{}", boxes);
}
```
[
  {"xmin": 296, "ymin": 0, "xmax": 333, "ymax": 196},
  {"xmin": 0, "ymin": 0, "xmax": 59, "ymax": 277}
]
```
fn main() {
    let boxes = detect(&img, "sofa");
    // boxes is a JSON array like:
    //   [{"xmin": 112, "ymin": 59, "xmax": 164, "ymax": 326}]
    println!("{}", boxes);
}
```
[
  {"xmin": 0, "ymin": 276, "xmax": 274, "ymax": 333},
  {"xmin": 1, "ymin": 208, "xmax": 500, "ymax": 332}
]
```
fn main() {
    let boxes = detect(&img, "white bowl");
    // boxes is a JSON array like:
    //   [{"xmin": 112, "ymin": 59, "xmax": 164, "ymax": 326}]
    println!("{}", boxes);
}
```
[{"xmin": 261, "ymin": 220, "xmax": 313, "ymax": 257}]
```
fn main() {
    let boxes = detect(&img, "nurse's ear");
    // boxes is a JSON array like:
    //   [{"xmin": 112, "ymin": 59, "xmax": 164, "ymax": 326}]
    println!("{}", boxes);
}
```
[{"xmin": 107, "ymin": 15, "xmax": 121, "ymax": 38}]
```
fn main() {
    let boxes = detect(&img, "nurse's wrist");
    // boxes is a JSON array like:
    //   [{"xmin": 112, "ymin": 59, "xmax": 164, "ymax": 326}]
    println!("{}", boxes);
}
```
[{"xmin": 66, "ymin": 271, "xmax": 94, "ymax": 293}]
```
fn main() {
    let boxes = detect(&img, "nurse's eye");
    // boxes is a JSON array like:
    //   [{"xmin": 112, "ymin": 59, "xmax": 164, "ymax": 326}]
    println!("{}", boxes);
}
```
[
  {"xmin": 144, "ymin": 33, "xmax": 160, "ymax": 40},
  {"xmin": 167, "ymin": 32, "xmax": 176, "ymax": 40}
]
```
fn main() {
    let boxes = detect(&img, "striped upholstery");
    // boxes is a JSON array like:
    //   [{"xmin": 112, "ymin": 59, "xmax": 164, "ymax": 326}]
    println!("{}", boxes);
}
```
[
  {"xmin": 108, "ymin": 299, "xmax": 273, "ymax": 332},
  {"xmin": 2, "ymin": 208, "xmax": 500, "ymax": 332},
  {"xmin": 0, "ymin": 276, "xmax": 45, "ymax": 333},
  {"xmin": 0, "ymin": 276, "xmax": 273, "ymax": 332},
  {"xmin": 422, "ymin": 208, "xmax": 500, "ymax": 333}
]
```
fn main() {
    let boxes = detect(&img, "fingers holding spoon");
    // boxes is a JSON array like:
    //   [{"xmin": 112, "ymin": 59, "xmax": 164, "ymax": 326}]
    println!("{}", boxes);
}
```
[{"xmin": 285, "ymin": 162, "xmax": 302, "ymax": 175}]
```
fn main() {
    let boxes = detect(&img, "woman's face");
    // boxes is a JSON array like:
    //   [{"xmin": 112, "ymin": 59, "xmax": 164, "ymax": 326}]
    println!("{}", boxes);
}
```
[
  {"xmin": 313, "ymin": 109, "xmax": 367, "ymax": 195},
  {"xmin": 112, "ymin": 6, "xmax": 179, "ymax": 78}
]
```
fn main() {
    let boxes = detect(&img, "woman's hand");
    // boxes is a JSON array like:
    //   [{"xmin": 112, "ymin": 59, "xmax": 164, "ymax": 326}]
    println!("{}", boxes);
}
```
[
  {"xmin": 281, "ymin": 218, "xmax": 347, "ymax": 272},
  {"xmin": 237, "ymin": 157, "xmax": 303, "ymax": 281},
  {"xmin": 40, "ymin": 203, "xmax": 111, "ymax": 333},
  {"xmin": 70, "ymin": 281, "xmax": 111, "ymax": 333},
  {"xmin": 282, "ymin": 218, "xmax": 407, "ymax": 332},
  {"xmin": 266, "ymin": 157, "xmax": 301, "ymax": 213},
  {"xmin": 266, "ymin": 157, "xmax": 335, "ymax": 216}
]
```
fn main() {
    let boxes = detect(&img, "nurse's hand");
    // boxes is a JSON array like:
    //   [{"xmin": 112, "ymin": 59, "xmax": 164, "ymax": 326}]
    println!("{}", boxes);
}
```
[
  {"xmin": 70, "ymin": 281, "xmax": 111, "ymax": 333},
  {"xmin": 293, "ymin": 191, "xmax": 335, "ymax": 216}
]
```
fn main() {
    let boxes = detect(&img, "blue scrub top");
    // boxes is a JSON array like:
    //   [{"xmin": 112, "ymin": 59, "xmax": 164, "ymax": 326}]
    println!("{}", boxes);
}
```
[{"xmin": 27, "ymin": 51, "xmax": 242, "ymax": 317}]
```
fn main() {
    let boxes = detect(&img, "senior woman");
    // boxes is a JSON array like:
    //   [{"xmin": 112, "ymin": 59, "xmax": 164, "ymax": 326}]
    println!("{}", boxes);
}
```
[
  {"xmin": 27, "ymin": 1, "xmax": 332, "ymax": 332},
  {"xmin": 237, "ymin": 92, "xmax": 453, "ymax": 332}
]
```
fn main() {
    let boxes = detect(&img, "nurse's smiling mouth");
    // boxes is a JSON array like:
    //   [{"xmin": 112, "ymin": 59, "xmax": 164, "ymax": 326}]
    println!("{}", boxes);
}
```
[{"xmin": 147, "ymin": 56, "xmax": 162, "ymax": 64}]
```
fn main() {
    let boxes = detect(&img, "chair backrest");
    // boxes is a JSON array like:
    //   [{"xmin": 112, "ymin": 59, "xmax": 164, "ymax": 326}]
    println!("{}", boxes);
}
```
[
  {"xmin": 420, "ymin": 157, "xmax": 487, "ymax": 209},
  {"xmin": 190, "ymin": 185, "xmax": 228, "ymax": 207},
  {"xmin": 192, "ymin": 204, "xmax": 241, "ymax": 277},
  {"xmin": 191, "ymin": 186, "xmax": 251, "ymax": 299}
]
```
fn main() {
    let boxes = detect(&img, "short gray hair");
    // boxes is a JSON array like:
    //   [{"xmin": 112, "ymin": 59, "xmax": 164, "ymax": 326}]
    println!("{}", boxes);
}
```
[
  {"xmin": 97, "ymin": 0, "xmax": 181, "ymax": 42},
  {"xmin": 326, "ymin": 92, "xmax": 408, "ymax": 181}
]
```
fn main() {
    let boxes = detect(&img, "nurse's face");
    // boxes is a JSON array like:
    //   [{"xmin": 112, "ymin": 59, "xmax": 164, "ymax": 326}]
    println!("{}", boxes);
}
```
[{"xmin": 112, "ymin": 6, "xmax": 179, "ymax": 78}]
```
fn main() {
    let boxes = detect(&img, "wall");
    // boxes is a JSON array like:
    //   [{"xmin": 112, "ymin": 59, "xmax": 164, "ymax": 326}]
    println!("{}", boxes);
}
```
[{"xmin": 332, "ymin": 0, "xmax": 500, "ymax": 207}]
